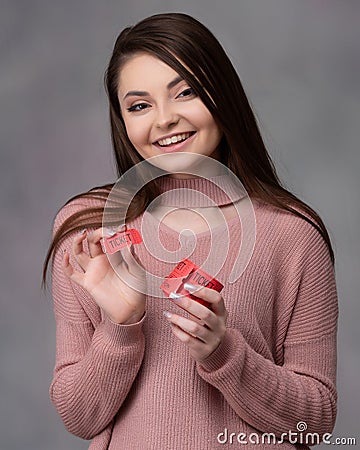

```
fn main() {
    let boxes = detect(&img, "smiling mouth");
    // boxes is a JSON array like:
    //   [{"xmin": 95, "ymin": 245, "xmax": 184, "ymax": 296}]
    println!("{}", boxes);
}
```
[{"xmin": 156, "ymin": 132, "xmax": 195, "ymax": 147}]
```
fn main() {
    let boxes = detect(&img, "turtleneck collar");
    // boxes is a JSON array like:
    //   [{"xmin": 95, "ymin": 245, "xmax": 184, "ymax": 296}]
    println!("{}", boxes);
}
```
[{"xmin": 155, "ymin": 174, "xmax": 247, "ymax": 208}]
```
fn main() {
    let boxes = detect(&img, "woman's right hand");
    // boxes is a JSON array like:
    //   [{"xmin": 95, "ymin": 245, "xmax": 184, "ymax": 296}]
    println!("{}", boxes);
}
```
[{"xmin": 62, "ymin": 226, "xmax": 146, "ymax": 325}]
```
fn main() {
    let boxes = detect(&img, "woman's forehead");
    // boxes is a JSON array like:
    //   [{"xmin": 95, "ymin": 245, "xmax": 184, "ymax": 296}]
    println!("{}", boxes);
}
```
[{"xmin": 117, "ymin": 53, "xmax": 186, "ymax": 95}]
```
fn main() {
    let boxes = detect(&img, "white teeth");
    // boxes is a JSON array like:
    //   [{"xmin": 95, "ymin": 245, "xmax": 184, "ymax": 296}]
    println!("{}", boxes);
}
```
[{"xmin": 157, "ymin": 132, "xmax": 192, "ymax": 147}]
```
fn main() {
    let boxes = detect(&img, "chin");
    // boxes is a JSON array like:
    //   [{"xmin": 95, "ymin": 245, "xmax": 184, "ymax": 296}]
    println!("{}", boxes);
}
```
[{"xmin": 143, "ymin": 152, "xmax": 224, "ymax": 178}]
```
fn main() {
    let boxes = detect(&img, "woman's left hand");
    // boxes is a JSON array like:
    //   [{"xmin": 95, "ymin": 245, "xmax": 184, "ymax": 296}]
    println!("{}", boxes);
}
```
[{"xmin": 163, "ymin": 283, "xmax": 228, "ymax": 362}]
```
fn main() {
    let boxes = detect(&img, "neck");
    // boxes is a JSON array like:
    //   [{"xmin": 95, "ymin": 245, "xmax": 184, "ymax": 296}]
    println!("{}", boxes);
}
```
[{"xmin": 155, "ymin": 172, "xmax": 246, "ymax": 208}]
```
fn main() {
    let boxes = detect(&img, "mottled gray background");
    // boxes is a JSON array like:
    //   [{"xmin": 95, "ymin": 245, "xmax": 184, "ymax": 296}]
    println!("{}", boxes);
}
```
[{"xmin": 1, "ymin": 1, "xmax": 359, "ymax": 449}]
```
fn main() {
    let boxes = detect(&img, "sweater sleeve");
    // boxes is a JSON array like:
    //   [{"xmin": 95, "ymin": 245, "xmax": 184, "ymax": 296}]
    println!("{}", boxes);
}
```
[
  {"xmin": 196, "ymin": 218, "xmax": 338, "ymax": 439},
  {"xmin": 49, "ymin": 201, "xmax": 146, "ymax": 440}
]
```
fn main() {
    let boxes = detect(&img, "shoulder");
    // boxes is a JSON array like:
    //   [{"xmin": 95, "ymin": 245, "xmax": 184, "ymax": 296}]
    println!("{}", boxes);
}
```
[
  {"xmin": 53, "ymin": 186, "xmax": 112, "ymax": 234},
  {"xmin": 252, "ymin": 199, "xmax": 331, "ymax": 261}
]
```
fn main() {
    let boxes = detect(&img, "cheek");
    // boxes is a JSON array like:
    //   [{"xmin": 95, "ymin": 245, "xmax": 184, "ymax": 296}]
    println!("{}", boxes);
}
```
[
  {"xmin": 123, "ymin": 118, "xmax": 148, "ymax": 148},
  {"xmin": 204, "ymin": 113, "xmax": 220, "ymax": 134},
  {"xmin": 199, "ymin": 113, "xmax": 222, "ymax": 144},
  {"xmin": 203, "ymin": 111, "xmax": 222, "ymax": 141},
  {"xmin": 188, "ymin": 104, "xmax": 220, "ymax": 134}
]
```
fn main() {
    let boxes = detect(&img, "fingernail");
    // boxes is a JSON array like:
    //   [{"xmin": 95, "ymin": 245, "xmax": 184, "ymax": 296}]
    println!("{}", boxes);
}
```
[
  {"xmin": 79, "ymin": 228, "xmax": 87, "ymax": 235},
  {"xmin": 183, "ymin": 283, "xmax": 196, "ymax": 293},
  {"xmin": 169, "ymin": 292, "xmax": 182, "ymax": 301},
  {"xmin": 104, "ymin": 227, "xmax": 117, "ymax": 237},
  {"xmin": 105, "ymin": 224, "xmax": 126, "ymax": 236},
  {"xmin": 163, "ymin": 311, "xmax": 172, "ymax": 319}
]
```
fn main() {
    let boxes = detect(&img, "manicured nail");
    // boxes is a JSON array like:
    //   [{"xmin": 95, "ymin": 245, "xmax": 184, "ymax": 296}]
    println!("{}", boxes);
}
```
[
  {"xmin": 169, "ymin": 292, "xmax": 182, "ymax": 301},
  {"xmin": 163, "ymin": 311, "xmax": 172, "ymax": 319},
  {"xmin": 183, "ymin": 283, "xmax": 197, "ymax": 293}
]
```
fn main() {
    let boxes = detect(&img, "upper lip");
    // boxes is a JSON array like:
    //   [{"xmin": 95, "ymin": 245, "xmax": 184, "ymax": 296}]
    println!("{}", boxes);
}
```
[{"xmin": 153, "ymin": 131, "xmax": 195, "ymax": 144}]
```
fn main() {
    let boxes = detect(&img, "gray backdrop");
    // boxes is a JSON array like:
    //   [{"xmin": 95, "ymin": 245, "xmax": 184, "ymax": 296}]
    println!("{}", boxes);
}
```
[{"xmin": 1, "ymin": 1, "xmax": 359, "ymax": 449}]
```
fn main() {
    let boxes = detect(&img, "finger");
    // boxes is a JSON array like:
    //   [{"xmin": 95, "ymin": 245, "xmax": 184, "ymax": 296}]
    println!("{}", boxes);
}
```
[
  {"xmin": 109, "ymin": 247, "xmax": 146, "ymax": 294},
  {"xmin": 62, "ymin": 250, "xmax": 85, "ymax": 286},
  {"xmin": 120, "ymin": 244, "xmax": 145, "ymax": 278},
  {"xmin": 87, "ymin": 226, "xmax": 117, "ymax": 258},
  {"xmin": 163, "ymin": 311, "xmax": 211, "ymax": 343},
  {"xmin": 130, "ymin": 244, "xmax": 145, "ymax": 269},
  {"xmin": 91, "ymin": 224, "xmax": 127, "ymax": 261},
  {"xmin": 169, "ymin": 319, "xmax": 224, "ymax": 361},
  {"xmin": 107, "ymin": 250, "xmax": 125, "ymax": 271},
  {"xmin": 169, "ymin": 293, "xmax": 218, "ymax": 329},
  {"xmin": 170, "ymin": 322, "xmax": 204, "ymax": 346},
  {"xmin": 169, "ymin": 323, "xmax": 213, "ymax": 358},
  {"xmin": 184, "ymin": 283, "xmax": 226, "ymax": 317},
  {"xmin": 72, "ymin": 231, "xmax": 91, "ymax": 271}
]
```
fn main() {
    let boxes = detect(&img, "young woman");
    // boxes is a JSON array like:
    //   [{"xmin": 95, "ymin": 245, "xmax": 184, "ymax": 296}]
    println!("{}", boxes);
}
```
[{"xmin": 43, "ymin": 13, "xmax": 338, "ymax": 449}]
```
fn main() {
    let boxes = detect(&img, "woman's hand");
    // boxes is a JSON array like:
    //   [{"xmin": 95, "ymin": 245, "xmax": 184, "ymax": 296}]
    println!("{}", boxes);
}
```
[
  {"xmin": 62, "ymin": 227, "xmax": 146, "ymax": 325},
  {"xmin": 163, "ymin": 283, "xmax": 228, "ymax": 362}
]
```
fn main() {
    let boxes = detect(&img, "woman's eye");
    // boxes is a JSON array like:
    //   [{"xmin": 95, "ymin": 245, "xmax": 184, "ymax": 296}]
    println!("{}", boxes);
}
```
[
  {"xmin": 178, "ymin": 88, "xmax": 195, "ymax": 98},
  {"xmin": 127, "ymin": 103, "xmax": 149, "ymax": 112}
]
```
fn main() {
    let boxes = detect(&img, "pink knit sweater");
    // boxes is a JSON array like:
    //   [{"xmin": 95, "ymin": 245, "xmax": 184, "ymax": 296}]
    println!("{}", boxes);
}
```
[{"xmin": 49, "ymin": 176, "xmax": 338, "ymax": 449}]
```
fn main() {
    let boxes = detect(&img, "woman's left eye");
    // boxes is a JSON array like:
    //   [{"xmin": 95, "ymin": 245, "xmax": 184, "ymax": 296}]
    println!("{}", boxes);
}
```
[
  {"xmin": 178, "ymin": 88, "xmax": 195, "ymax": 98},
  {"xmin": 127, "ymin": 103, "xmax": 149, "ymax": 112}
]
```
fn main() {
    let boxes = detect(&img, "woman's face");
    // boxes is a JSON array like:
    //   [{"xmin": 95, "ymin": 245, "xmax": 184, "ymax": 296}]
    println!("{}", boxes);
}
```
[{"xmin": 117, "ymin": 53, "xmax": 223, "ymax": 175}]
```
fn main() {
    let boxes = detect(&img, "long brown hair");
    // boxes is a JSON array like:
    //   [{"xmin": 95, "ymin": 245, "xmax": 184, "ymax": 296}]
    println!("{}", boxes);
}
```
[{"xmin": 42, "ymin": 12, "xmax": 334, "ymax": 286}]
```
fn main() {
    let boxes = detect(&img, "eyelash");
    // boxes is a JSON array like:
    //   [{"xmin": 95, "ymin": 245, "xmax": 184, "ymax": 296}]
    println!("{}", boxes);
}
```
[
  {"xmin": 126, "ymin": 87, "xmax": 195, "ymax": 113},
  {"xmin": 178, "ymin": 87, "xmax": 195, "ymax": 98},
  {"xmin": 127, "ymin": 103, "xmax": 148, "ymax": 112}
]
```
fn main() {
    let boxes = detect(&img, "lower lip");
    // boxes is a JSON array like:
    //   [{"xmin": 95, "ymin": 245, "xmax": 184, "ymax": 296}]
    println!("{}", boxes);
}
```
[{"xmin": 154, "ymin": 132, "xmax": 196, "ymax": 153}]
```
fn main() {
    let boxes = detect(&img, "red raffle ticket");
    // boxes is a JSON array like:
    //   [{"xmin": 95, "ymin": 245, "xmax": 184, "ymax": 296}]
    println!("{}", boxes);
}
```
[
  {"xmin": 100, "ymin": 228, "xmax": 142, "ymax": 254},
  {"xmin": 160, "ymin": 258, "xmax": 224, "ymax": 308}
]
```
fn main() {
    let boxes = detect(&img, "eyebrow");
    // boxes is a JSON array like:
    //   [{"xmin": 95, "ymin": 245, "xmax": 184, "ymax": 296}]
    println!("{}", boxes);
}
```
[{"xmin": 122, "ymin": 75, "xmax": 183, "ymax": 100}]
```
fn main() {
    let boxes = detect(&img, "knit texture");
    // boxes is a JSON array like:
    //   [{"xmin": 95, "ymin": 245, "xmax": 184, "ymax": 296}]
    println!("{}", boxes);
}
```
[{"xmin": 49, "ymin": 176, "xmax": 338, "ymax": 449}]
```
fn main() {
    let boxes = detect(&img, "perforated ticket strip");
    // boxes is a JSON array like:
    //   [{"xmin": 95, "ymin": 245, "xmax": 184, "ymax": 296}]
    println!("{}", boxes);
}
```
[
  {"xmin": 100, "ymin": 229, "xmax": 143, "ymax": 254},
  {"xmin": 160, "ymin": 258, "xmax": 223, "ymax": 307}
]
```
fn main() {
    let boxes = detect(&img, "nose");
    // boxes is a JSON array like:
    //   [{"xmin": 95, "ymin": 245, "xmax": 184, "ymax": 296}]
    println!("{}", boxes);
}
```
[{"xmin": 155, "ymin": 102, "xmax": 179, "ymax": 129}]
